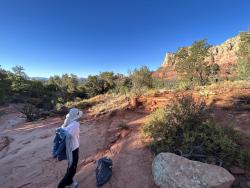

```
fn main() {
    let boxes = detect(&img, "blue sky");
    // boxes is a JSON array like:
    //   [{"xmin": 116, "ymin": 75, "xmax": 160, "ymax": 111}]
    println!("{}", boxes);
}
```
[{"xmin": 0, "ymin": 0, "xmax": 249, "ymax": 77}]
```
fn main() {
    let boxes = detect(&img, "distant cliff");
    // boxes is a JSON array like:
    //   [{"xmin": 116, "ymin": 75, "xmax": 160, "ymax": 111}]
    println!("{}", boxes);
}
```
[{"xmin": 153, "ymin": 35, "xmax": 241, "ymax": 79}]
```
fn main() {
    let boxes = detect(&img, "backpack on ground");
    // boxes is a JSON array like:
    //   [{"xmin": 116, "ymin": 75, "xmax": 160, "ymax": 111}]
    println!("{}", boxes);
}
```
[{"xmin": 95, "ymin": 157, "xmax": 113, "ymax": 187}]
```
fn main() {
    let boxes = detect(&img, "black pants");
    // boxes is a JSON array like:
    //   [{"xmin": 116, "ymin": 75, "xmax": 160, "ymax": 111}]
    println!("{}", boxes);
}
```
[{"xmin": 58, "ymin": 148, "xmax": 79, "ymax": 188}]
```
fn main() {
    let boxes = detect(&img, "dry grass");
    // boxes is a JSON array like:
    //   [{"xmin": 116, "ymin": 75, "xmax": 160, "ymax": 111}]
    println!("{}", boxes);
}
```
[
  {"xmin": 64, "ymin": 94, "xmax": 110, "ymax": 110},
  {"xmin": 201, "ymin": 80, "xmax": 250, "ymax": 91},
  {"xmin": 89, "ymin": 93, "xmax": 129, "ymax": 115},
  {"xmin": 194, "ymin": 80, "xmax": 250, "ymax": 99}
]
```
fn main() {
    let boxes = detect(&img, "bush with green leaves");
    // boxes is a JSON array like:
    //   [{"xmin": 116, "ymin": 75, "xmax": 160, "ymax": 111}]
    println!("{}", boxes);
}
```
[
  {"xmin": 112, "ymin": 77, "xmax": 131, "ymax": 96},
  {"xmin": 84, "ymin": 72, "xmax": 118, "ymax": 97},
  {"xmin": 176, "ymin": 80, "xmax": 193, "ymax": 91},
  {"xmin": 237, "ymin": 29, "xmax": 250, "ymax": 80},
  {"xmin": 0, "ymin": 66, "xmax": 11, "ymax": 104},
  {"xmin": 19, "ymin": 103, "xmax": 40, "ymax": 122},
  {"xmin": 129, "ymin": 66, "xmax": 153, "ymax": 96},
  {"xmin": 142, "ymin": 95, "xmax": 250, "ymax": 169},
  {"xmin": 152, "ymin": 77, "xmax": 176, "ymax": 90},
  {"xmin": 206, "ymin": 63, "xmax": 220, "ymax": 83},
  {"xmin": 175, "ymin": 40, "xmax": 212, "ymax": 86},
  {"xmin": 237, "ymin": 59, "xmax": 250, "ymax": 80},
  {"xmin": 47, "ymin": 73, "xmax": 86, "ymax": 102}
]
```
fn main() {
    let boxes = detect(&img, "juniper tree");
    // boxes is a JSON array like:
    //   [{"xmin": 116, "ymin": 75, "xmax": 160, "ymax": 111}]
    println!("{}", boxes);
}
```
[
  {"xmin": 237, "ymin": 29, "xmax": 250, "ymax": 80},
  {"xmin": 175, "ymin": 40, "xmax": 212, "ymax": 86}
]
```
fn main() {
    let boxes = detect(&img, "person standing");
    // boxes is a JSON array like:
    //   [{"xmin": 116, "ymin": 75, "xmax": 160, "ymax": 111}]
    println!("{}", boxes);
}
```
[{"xmin": 58, "ymin": 108, "xmax": 83, "ymax": 188}]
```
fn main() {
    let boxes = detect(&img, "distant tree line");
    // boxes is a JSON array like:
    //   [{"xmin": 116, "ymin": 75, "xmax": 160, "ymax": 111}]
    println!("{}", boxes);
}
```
[{"xmin": 0, "ymin": 65, "xmax": 153, "ymax": 109}]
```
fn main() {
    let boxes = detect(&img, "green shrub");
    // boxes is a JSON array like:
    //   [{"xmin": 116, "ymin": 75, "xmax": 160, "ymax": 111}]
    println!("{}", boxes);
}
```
[
  {"xmin": 112, "ymin": 78, "xmax": 130, "ymax": 96},
  {"xmin": 142, "ymin": 95, "xmax": 250, "ymax": 169},
  {"xmin": 237, "ymin": 29, "xmax": 250, "ymax": 80},
  {"xmin": 19, "ymin": 103, "xmax": 40, "ymax": 122},
  {"xmin": 152, "ymin": 78, "xmax": 176, "ymax": 90},
  {"xmin": 177, "ymin": 80, "xmax": 193, "ymax": 91},
  {"xmin": 237, "ymin": 59, "xmax": 250, "ymax": 80},
  {"xmin": 129, "ymin": 66, "xmax": 152, "ymax": 96},
  {"xmin": 0, "ymin": 67, "xmax": 11, "ymax": 104},
  {"xmin": 84, "ymin": 72, "xmax": 117, "ymax": 97},
  {"xmin": 175, "ymin": 40, "xmax": 212, "ymax": 86},
  {"xmin": 238, "ymin": 149, "xmax": 250, "ymax": 168}
]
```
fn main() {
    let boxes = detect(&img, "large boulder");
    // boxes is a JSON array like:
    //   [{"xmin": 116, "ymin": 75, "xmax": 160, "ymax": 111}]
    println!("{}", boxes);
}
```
[{"xmin": 152, "ymin": 153, "xmax": 235, "ymax": 188}]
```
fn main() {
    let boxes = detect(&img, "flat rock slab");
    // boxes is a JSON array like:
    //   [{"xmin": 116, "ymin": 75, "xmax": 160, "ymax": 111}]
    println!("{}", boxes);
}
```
[{"xmin": 152, "ymin": 152, "xmax": 235, "ymax": 188}]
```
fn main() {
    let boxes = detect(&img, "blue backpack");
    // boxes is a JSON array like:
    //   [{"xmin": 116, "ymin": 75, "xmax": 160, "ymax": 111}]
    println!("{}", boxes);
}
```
[{"xmin": 96, "ymin": 157, "xmax": 113, "ymax": 186}]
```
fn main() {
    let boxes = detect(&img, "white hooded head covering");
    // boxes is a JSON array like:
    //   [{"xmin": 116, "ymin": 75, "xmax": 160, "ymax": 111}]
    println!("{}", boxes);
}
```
[{"xmin": 62, "ymin": 108, "xmax": 83, "ymax": 127}]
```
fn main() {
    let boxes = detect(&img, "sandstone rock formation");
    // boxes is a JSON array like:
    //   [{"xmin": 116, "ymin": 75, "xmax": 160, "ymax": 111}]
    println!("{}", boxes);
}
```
[
  {"xmin": 153, "ymin": 35, "xmax": 241, "ymax": 79},
  {"xmin": 152, "ymin": 152, "xmax": 235, "ymax": 188},
  {"xmin": 162, "ymin": 52, "xmax": 176, "ymax": 67}
]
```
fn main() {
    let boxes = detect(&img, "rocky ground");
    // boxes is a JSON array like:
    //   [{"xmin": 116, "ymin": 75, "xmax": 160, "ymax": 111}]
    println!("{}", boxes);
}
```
[{"xmin": 0, "ymin": 88, "xmax": 249, "ymax": 188}]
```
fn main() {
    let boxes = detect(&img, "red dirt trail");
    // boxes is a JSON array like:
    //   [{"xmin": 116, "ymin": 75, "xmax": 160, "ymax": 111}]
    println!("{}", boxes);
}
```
[{"xmin": 0, "ymin": 106, "xmax": 156, "ymax": 188}]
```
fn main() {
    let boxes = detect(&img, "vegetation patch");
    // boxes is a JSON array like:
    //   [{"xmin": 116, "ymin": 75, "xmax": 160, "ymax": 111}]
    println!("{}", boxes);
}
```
[
  {"xmin": 18, "ymin": 103, "xmax": 40, "ymax": 122},
  {"xmin": 89, "ymin": 94, "xmax": 129, "ymax": 115},
  {"xmin": 142, "ymin": 95, "xmax": 250, "ymax": 170},
  {"xmin": 237, "ymin": 29, "xmax": 250, "ymax": 80},
  {"xmin": 233, "ymin": 95, "xmax": 250, "ymax": 111},
  {"xmin": 204, "ymin": 80, "xmax": 250, "ymax": 91}
]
